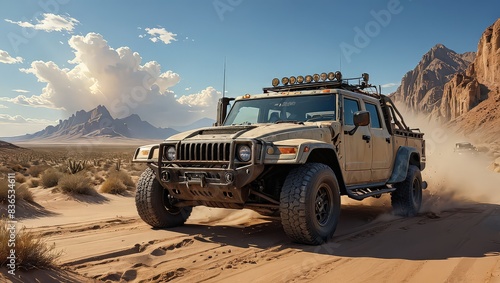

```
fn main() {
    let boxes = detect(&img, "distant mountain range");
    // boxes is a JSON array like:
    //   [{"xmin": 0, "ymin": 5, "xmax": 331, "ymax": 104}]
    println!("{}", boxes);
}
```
[{"xmin": 3, "ymin": 105, "xmax": 180, "ymax": 142}]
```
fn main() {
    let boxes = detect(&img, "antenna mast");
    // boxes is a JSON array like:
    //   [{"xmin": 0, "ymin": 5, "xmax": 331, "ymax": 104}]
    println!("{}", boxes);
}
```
[{"xmin": 222, "ymin": 57, "xmax": 226, "ymax": 98}]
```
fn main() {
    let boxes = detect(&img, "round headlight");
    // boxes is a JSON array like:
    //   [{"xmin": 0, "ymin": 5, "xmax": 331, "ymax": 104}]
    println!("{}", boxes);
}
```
[
  {"xmin": 272, "ymin": 78, "xmax": 280, "ymax": 87},
  {"xmin": 166, "ymin": 146, "xmax": 176, "ymax": 161},
  {"xmin": 327, "ymin": 72, "xmax": 335, "ymax": 81},
  {"xmin": 281, "ymin": 77, "xmax": 289, "ymax": 85},
  {"xmin": 297, "ymin": 75, "xmax": 304, "ymax": 84},
  {"xmin": 305, "ymin": 75, "xmax": 313, "ymax": 83},
  {"xmin": 313, "ymin": 73, "xmax": 320, "ymax": 82},
  {"xmin": 320, "ymin": 72, "xmax": 327, "ymax": 81},
  {"xmin": 335, "ymin": 71, "xmax": 342, "ymax": 81},
  {"xmin": 289, "ymin": 76, "xmax": 296, "ymax": 85},
  {"xmin": 237, "ymin": 145, "xmax": 251, "ymax": 162}
]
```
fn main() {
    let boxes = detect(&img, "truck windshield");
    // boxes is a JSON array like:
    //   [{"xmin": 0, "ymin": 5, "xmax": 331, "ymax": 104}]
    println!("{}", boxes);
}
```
[{"xmin": 224, "ymin": 94, "xmax": 336, "ymax": 125}]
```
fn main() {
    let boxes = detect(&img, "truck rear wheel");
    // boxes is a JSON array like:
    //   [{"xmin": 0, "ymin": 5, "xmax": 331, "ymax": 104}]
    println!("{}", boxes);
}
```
[
  {"xmin": 391, "ymin": 165, "xmax": 422, "ymax": 217},
  {"xmin": 136, "ymin": 168, "xmax": 192, "ymax": 228},
  {"xmin": 280, "ymin": 163, "xmax": 341, "ymax": 245}
]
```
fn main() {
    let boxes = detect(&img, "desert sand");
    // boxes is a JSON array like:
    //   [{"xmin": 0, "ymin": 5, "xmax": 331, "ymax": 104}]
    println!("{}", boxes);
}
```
[{"xmin": 0, "ymin": 141, "xmax": 499, "ymax": 283}]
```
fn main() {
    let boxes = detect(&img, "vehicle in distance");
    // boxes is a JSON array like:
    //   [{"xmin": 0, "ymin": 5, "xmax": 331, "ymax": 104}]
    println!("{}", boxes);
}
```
[{"xmin": 133, "ymin": 71, "xmax": 427, "ymax": 245}]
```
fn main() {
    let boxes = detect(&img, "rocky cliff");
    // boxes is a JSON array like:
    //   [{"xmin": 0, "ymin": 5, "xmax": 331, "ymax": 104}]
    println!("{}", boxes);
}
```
[
  {"xmin": 447, "ymin": 19, "xmax": 500, "ymax": 141},
  {"xmin": 391, "ymin": 44, "xmax": 475, "ymax": 113}
]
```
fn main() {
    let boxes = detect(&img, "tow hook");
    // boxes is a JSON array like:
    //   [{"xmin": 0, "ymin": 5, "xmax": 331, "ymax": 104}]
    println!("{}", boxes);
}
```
[{"xmin": 422, "ymin": 181, "xmax": 428, "ymax": 190}]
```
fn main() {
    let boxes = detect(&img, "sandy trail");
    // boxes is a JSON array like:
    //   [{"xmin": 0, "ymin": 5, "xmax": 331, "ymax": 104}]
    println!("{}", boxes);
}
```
[{"xmin": 2, "ymin": 186, "xmax": 499, "ymax": 283}]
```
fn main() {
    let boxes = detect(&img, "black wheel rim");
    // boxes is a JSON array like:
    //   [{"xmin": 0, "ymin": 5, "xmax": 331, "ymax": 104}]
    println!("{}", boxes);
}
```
[
  {"xmin": 162, "ymin": 189, "xmax": 181, "ymax": 215},
  {"xmin": 315, "ymin": 184, "xmax": 333, "ymax": 226},
  {"xmin": 411, "ymin": 178, "xmax": 422, "ymax": 208}
]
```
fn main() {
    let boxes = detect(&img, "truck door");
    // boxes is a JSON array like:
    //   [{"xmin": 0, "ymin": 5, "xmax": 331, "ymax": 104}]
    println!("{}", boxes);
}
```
[
  {"xmin": 365, "ymin": 102, "xmax": 393, "ymax": 182},
  {"xmin": 342, "ymin": 97, "xmax": 372, "ymax": 184}
]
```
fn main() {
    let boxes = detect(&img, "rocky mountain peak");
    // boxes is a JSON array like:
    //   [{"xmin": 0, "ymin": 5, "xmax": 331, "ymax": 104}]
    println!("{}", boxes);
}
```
[{"xmin": 391, "ymin": 43, "xmax": 475, "ymax": 113}]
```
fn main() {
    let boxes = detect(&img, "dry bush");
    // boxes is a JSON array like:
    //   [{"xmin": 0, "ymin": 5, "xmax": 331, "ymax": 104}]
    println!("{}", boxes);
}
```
[
  {"xmin": 110, "ymin": 170, "xmax": 135, "ymax": 187},
  {"xmin": 41, "ymin": 168, "xmax": 62, "ymax": 188},
  {"xmin": 16, "ymin": 183, "xmax": 34, "ymax": 202},
  {"xmin": 100, "ymin": 176, "xmax": 127, "ymax": 195},
  {"xmin": 0, "ymin": 180, "xmax": 34, "ymax": 203},
  {"xmin": 27, "ymin": 165, "xmax": 51, "ymax": 177},
  {"xmin": 0, "ymin": 178, "xmax": 8, "ymax": 203},
  {"xmin": 100, "ymin": 170, "xmax": 135, "ymax": 194},
  {"xmin": 15, "ymin": 173, "xmax": 26, "ymax": 183},
  {"xmin": 58, "ymin": 174, "xmax": 97, "ymax": 195},
  {"xmin": 0, "ymin": 219, "xmax": 62, "ymax": 269},
  {"xmin": 27, "ymin": 178, "xmax": 40, "ymax": 188},
  {"xmin": 0, "ymin": 166, "xmax": 10, "ymax": 175}
]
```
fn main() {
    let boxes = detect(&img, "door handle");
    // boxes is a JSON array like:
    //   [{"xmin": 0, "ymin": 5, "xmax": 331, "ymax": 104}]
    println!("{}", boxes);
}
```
[
  {"xmin": 362, "ymin": 135, "xmax": 371, "ymax": 143},
  {"xmin": 386, "ymin": 137, "xmax": 391, "ymax": 143}
]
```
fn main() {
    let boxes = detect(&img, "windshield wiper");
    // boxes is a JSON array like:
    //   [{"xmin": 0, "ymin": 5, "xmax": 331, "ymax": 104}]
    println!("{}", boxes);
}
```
[{"xmin": 275, "ymin": 120, "xmax": 304, "ymax": 125}]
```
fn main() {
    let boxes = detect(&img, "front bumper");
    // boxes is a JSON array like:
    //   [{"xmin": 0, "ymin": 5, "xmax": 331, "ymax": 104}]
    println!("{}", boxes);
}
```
[{"xmin": 154, "ymin": 140, "xmax": 264, "ymax": 205}]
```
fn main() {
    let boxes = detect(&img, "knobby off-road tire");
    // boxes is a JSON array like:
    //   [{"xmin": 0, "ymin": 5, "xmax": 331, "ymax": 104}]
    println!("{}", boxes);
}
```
[
  {"xmin": 391, "ymin": 165, "xmax": 423, "ymax": 217},
  {"xmin": 280, "ymin": 163, "xmax": 341, "ymax": 245},
  {"xmin": 136, "ymin": 168, "xmax": 192, "ymax": 228}
]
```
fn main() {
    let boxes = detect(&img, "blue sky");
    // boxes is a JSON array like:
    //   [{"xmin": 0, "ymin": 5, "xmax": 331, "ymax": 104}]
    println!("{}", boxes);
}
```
[{"xmin": 0, "ymin": 0, "xmax": 498, "ymax": 136}]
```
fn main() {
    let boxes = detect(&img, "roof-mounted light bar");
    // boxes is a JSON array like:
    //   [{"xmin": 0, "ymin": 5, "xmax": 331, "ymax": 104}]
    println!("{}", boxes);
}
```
[
  {"xmin": 271, "ymin": 70, "xmax": 347, "ymax": 87},
  {"xmin": 270, "ymin": 71, "xmax": 371, "ymax": 88}
]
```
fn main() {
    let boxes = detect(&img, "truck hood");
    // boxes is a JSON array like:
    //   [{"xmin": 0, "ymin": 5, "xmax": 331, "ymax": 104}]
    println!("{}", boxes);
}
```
[{"xmin": 166, "ymin": 123, "xmax": 334, "ymax": 143}]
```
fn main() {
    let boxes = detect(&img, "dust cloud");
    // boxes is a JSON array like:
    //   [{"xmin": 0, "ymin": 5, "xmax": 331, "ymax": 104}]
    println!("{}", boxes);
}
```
[{"xmin": 400, "ymin": 106, "xmax": 500, "ymax": 213}]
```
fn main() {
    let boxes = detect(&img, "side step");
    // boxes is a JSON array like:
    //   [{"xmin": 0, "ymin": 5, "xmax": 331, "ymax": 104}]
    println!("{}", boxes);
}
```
[{"xmin": 346, "ymin": 182, "xmax": 396, "ymax": 201}]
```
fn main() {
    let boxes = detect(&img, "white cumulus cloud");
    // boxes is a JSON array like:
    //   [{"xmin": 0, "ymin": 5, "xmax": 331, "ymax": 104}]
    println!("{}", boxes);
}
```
[
  {"xmin": 5, "ymin": 13, "xmax": 79, "ymax": 32},
  {"xmin": 0, "ymin": 114, "xmax": 53, "ymax": 124},
  {"xmin": 3, "ymin": 32, "xmax": 219, "ymax": 127},
  {"xmin": 0, "ymin": 104, "xmax": 7, "ymax": 109},
  {"xmin": 0, "ymin": 50, "xmax": 23, "ymax": 64},
  {"xmin": 381, "ymin": 82, "xmax": 399, "ymax": 88},
  {"xmin": 144, "ymin": 27, "xmax": 177, "ymax": 44},
  {"xmin": 12, "ymin": 89, "xmax": 29, "ymax": 93}
]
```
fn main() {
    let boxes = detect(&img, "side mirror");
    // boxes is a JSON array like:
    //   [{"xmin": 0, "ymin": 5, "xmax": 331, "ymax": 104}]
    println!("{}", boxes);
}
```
[{"xmin": 348, "ymin": 111, "xmax": 370, "ymax": 135}]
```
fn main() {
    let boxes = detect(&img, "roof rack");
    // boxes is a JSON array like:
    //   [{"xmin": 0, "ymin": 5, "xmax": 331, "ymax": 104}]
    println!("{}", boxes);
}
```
[{"xmin": 262, "ymin": 71, "xmax": 380, "ymax": 98}]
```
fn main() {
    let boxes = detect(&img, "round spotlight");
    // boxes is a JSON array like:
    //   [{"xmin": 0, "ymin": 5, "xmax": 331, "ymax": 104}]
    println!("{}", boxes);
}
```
[
  {"xmin": 281, "ymin": 77, "xmax": 289, "ymax": 85},
  {"xmin": 272, "ymin": 78, "xmax": 279, "ymax": 87},
  {"xmin": 297, "ymin": 75, "xmax": 304, "ymax": 84},
  {"xmin": 335, "ymin": 71, "xmax": 342, "ymax": 81},
  {"xmin": 362, "ymin": 73, "xmax": 369, "ymax": 83},
  {"xmin": 305, "ymin": 75, "xmax": 313, "ymax": 83},
  {"xmin": 327, "ymin": 72, "xmax": 335, "ymax": 81},
  {"xmin": 320, "ymin": 72, "xmax": 327, "ymax": 81},
  {"xmin": 313, "ymin": 74, "xmax": 320, "ymax": 82},
  {"xmin": 237, "ymin": 145, "xmax": 252, "ymax": 162},
  {"xmin": 289, "ymin": 76, "xmax": 296, "ymax": 85},
  {"xmin": 166, "ymin": 146, "xmax": 176, "ymax": 161}
]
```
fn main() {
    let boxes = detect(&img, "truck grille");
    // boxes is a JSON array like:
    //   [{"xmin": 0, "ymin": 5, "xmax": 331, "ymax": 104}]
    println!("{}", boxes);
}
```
[{"xmin": 177, "ymin": 142, "xmax": 231, "ymax": 161}]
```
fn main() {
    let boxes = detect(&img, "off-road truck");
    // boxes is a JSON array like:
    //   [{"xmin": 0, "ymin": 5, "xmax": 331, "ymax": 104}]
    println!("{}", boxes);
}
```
[{"xmin": 133, "ymin": 71, "xmax": 427, "ymax": 245}]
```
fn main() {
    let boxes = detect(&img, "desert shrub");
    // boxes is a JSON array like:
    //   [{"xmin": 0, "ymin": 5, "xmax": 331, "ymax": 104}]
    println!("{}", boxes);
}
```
[
  {"xmin": 58, "ymin": 174, "xmax": 96, "ymax": 195},
  {"xmin": 16, "ymin": 183, "xmax": 34, "ymax": 202},
  {"xmin": 41, "ymin": 169, "xmax": 62, "ymax": 188},
  {"xmin": 15, "ymin": 173, "xmax": 26, "ymax": 183},
  {"xmin": 0, "ymin": 219, "xmax": 62, "ymax": 269},
  {"xmin": 0, "ymin": 178, "xmax": 8, "ymax": 203},
  {"xmin": 110, "ymin": 170, "xmax": 135, "ymax": 187},
  {"xmin": 100, "ymin": 170, "xmax": 135, "ymax": 194},
  {"xmin": 100, "ymin": 177, "xmax": 127, "ymax": 195},
  {"xmin": 27, "ymin": 165, "xmax": 51, "ymax": 177},
  {"xmin": 27, "ymin": 178, "xmax": 40, "ymax": 188},
  {"xmin": 0, "ymin": 180, "xmax": 33, "ymax": 203}
]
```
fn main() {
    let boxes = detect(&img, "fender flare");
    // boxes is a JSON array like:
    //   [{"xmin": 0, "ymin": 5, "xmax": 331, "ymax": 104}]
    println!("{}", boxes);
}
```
[{"xmin": 387, "ymin": 146, "xmax": 420, "ymax": 184}]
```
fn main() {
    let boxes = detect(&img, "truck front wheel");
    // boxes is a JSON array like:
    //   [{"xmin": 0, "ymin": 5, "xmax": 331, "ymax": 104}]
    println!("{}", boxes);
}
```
[
  {"xmin": 136, "ymin": 168, "xmax": 192, "ymax": 228},
  {"xmin": 280, "ymin": 163, "xmax": 341, "ymax": 245},
  {"xmin": 391, "ymin": 165, "xmax": 422, "ymax": 217}
]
